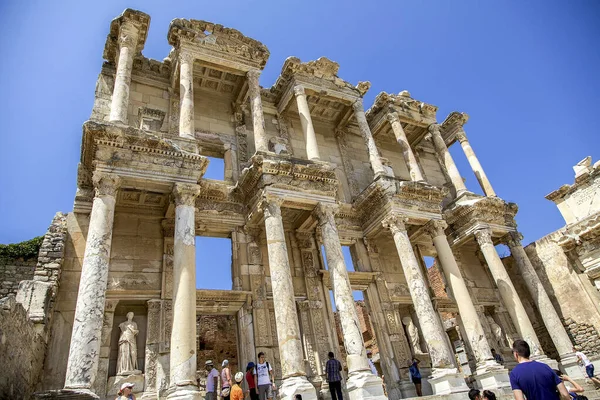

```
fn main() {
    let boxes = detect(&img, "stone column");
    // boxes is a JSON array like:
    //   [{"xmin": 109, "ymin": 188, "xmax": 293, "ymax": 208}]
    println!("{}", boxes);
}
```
[
  {"xmin": 387, "ymin": 112, "xmax": 424, "ymax": 181},
  {"xmin": 260, "ymin": 195, "xmax": 317, "ymax": 400},
  {"xmin": 247, "ymin": 70, "xmax": 268, "ymax": 153},
  {"xmin": 428, "ymin": 124, "xmax": 467, "ymax": 195},
  {"xmin": 314, "ymin": 203, "xmax": 386, "ymax": 400},
  {"xmin": 505, "ymin": 232, "xmax": 581, "ymax": 376},
  {"xmin": 425, "ymin": 221, "xmax": 510, "ymax": 390},
  {"xmin": 293, "ymin": 85, "xmax": 320, "ymax": 160},
  {"xmin": 109, "ymin": 22, "xmax": 139, "ymax": 123},
  {"xmin": 473, "ymin": 228, "xmax": 543, "ymax": 356},
  {"xmin": 142, "ymin": 299, "xmax": 162, "ymax": 399},
  {"xmin": 353, "ymin": 99, "xmax": 387, "ymax": 177},
  {"xmin": 382, "ymin": 215, "xmax": 468, "ymax": 395},
  {"xmin": 455, "ymin": 131, "xmax": 496, "ymax": 197},
  {"xmin": 168, "ymin": 183, "xmax": 201, "ymax": 400},
  {"xmin": 64, "ymin": 172, "xmax": 121, "ymax": 392},
  {"xmin": 179, "ymin": 51, "xmax": 195, "ymax": 139}
]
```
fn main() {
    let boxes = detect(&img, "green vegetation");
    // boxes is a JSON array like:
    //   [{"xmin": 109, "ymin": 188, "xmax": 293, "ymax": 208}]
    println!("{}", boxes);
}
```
[{"xmin": 0, "ymin": 236, "xmax": 43, "ymax": 259}]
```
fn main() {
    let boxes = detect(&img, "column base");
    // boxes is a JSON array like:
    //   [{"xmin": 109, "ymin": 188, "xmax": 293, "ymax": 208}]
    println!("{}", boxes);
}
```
[
  {"xmin": 140, "ymin": 391, "xmax": 158, "ymax": 400},
  {"xmin": 166, "ymin": 385, "xmax": 202, "ymax": 400},
  {"xmin": 397, "ymin": 379, "xmax": 418, "ymax": 398},
  {"xmin": 560, "ymin": 353, "xmax": 586, "ymax": 379},
  {"xmin": 532, "ymin": 354, "xmax": 559, "ymax": 370},
  {"xmin": 33, "ymin": 389, "xmax": 100, "ymax": 399},
  {"xmin": 279, "ymin": 375, "xmax": 318, "ymax": 400},
  {"xmin": 428, "ymin": 368, "xmax": 469, "ymax": 397},
  {"xmin": 473, "ymin": 360, "xmax": 511, "ymax": 391},
  {"xmin": 345, "ymin": 370, "xmax": 387, "ymax": 400}
]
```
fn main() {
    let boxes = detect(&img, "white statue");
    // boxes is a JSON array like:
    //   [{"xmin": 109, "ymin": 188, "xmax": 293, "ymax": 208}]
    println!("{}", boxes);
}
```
[
  {"xmin": 487, "ymin": 315, "xmax": 507, "ymax": 349},
  {"xmin": 402, "ymin": 316, "xmax": 423, "ymax": 354},
  {"xmin": 117, "ymin": 311, "xmax": 141, "ymax": 375}
]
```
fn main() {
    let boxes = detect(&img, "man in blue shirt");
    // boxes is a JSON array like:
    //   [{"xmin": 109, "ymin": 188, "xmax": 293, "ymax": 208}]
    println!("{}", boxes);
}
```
[
  {"xmin": 509, "ymin": 339, "xmax": 570, "ymax": 400},
  {"xmin": 408, "ymin": 358, "xmax": 422, "ymax": 397},
  {"xmin": 326, "ymin": 351, "xmax": 343, "ymax": 400}
]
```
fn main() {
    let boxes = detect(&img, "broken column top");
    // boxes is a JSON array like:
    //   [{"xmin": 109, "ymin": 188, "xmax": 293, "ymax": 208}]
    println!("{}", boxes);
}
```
[{"xmin": 103, "ymin": 9, "xmax": 151, "ymax": 64}]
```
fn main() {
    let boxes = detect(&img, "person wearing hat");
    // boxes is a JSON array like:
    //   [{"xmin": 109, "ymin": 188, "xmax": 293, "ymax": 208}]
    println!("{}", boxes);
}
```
[
  {"xmin": 206, "ymin": 360, "xmax": 219, "ymax": 400},
  {"xmin": 231, "ymin": 371, "xmax": 245, "ymax": 400},
  {"xmin": 116, "ymin": 382, "xmax": 135, "ymax": 400},
  {"xmin": 246, "ymin": 362, "xmax": 258, "ymax": 400}
]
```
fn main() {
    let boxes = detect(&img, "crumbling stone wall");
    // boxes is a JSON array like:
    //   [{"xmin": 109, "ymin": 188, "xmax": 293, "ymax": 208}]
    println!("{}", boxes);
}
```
[
  {"xmin": 564, "ymin": 318, "xmax": 600, "ymax": 356},
  {"xmin": 0, "ymin": 256, "xmax": 37, "ymax": 297}
]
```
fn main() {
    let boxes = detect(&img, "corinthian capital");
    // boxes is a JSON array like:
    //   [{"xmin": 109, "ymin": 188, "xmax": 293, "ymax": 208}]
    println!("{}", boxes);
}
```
[
  {"xmin": 293, "ymin": 85, "xmax": 305, "ymax": 96},
  {"xmin": 381, "ymin": 214, "xmax": 409, "ymax": 234},
  {"xmin": 352, "ymin": 98, "xmax": 365, "ymax": 113},
  {"xmin": 118, "ymin": 21, "xmax": 140, "ymax": 49},
  {"xmin": 172, "ymin": 183, "xmax": 201, "ymax": 207},
  {"xmin": 423, "ymin": 219, "xmax": 448, "ymax": 239},
  {"xmin": 455, "ymin": 130, "xmax": 468, "ymax": 143},
  {"xmin": 179, "ymin": 51, "xmax": 195, "ymax": 64},
  {"xmin": 259, "ymin": 195, "xmax": 284, "ymax": 219},
  {"xmin": 313, "ymin": 203, "xmax": 339, "ymax": 225},
  {"xmin": 247, "ymin": 69, "xmax": 261, "ymax": 83},
  {"xmin": 92, "ymin": 171, "xmax": 121, "ymax": 197},
  {"xmin": 386, "ymin": 112, "xmax": 400, "ymax": 124},
  {"xmin": 504, "ymin": 231, "xmax": 523, "ymax": 249},
  {"xmin": 473, "ymin": 228, "xmax": 493, "ymax": 247},
  {"xmin": 428, "ymin": 124, "xmax": 441, "ymax": 136}
]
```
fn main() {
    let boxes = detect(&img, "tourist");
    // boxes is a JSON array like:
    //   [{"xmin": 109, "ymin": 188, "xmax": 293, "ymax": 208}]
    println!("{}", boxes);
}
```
[
  {"xmin": 221, "ymin": 360, "xmax": 232, "ymax": 400},
  {"xmin": 509, "ymin": 339, "xmax": 570, "ymax": 399},
  {"xmin": 408, "ymin": 358, "xmax": 422, "ymax": 397},
  {"xmin": 553, "ymin": 369, "xmax": 585, "ymax": 399},
  {"xmin": 206, "ymin": 360, "xmax": 219, "ymax": 400},
  {"xmin": 116, "ymin": 382, "xmax": 135, "ymax": 400},
  {"xmin": 468, "ymin": 388, "xmax": 481, "ymax": 400},
  {"xmin": 326, "ymin": 351, "xmax": 343, "ymax": 400},
  {"xmin": 246, "ymin": 362, "xmax": 258, "ymax": 400},
  {"xmin": 575, "ymin": 347, "xmax": 600, "ymax": 385},
  {"xmin": 254, "ymin": 352, "xmax": 275, "ymax": 400},
  {"xmin": 482, "ymin": 389, "xmax": 496, "ymax": 400},
  {"xmin": 366, "ymin": 350, "xmax": 378, "ymax": 376},
  {"xmin": 491, "ymin": 348, "xmax": 504, "ymax": 365},
  {"xmin": 231, "ymin": 371, "xmax": 245, "ymax": 400}
]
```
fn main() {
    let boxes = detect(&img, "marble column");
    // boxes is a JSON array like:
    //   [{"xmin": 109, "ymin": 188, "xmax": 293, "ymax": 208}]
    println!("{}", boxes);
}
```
[
  {"xmin": 382, "ymin": 215, "xmax": 468, "ymax": 395},
  {"xmin": 179, "ymin": 51, "xmax": 195, "ymax": 139},
  {"xmin": 64, "ymin": 172, "xmax": 121, "ymax": 392},
  {"xmin": 455, "ymin": 131, "xmax": 496, "ymax": 197},
  {"xmin": 428, "ymin": 124, "xmax": 467, "ymax": 195},
  {"xmin": 260, "ymin": 195, "xmax": 317, "ymax": 400},
  {"xmin": 425, "ymin": 221, "xmax": 510, "ymax": 390},
  {"xmin": 505, "ymin": 232, "xmax": 581, "ymax": 376},
  {"xmin": 142, "ymin": 299, "xmax": 162, "ymax": 399},
  {"xmin": 473, "ymin": 228, "xmax": 544, "ymax": 356},
  {"xmin": 387, "ymin": 112, "xmax": 424, "ymax": 181},
  {"xmin": 314, "ymin": 204, "xmax": 386, "ymax": 400},
  {"xmin": 353, "ymin": 99, "xmax": 387, "ymax": 178},
  {"xmin": 293, "ymin": 85, "xmax": 320, "ymax": 160},
  {"xmin": 168, "ymin": 183, "xmax": 201, "ymax": 399},
  {"xmin": 247, "ymin": 70, "xmax": 268, "ymax": 153},
  {"xmin": 109, "ymin": 22, "xmax": 139, "ymax": 123}
]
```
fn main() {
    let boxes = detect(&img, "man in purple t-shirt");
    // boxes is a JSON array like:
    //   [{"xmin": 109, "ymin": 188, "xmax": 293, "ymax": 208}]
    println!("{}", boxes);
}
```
[{"xmin": 509, "ymin": 340, "xmax": 570, "ymax": 400}]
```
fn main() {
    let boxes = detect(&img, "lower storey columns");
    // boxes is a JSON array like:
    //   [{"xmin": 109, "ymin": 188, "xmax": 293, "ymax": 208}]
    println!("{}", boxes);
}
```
[
  {"xmin": 168, "ymin": 183, "xmax": 202, "ymax": 400},
  {"xmin": 382, "ymin": 215, "xmax": 469, "ymax": 396},
  {"xmin": 314, "ymin": 204, "xmax": 386, "ymax": 400},
  {"xmin": 261, "ymin": 195, "xmax": 317, "ymax": 400}
]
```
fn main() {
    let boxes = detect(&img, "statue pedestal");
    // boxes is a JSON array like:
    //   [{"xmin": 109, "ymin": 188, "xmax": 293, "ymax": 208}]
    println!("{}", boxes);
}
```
[{"xmin": 107, "ymin": 373, "xmax": 145, "ymax": 398}]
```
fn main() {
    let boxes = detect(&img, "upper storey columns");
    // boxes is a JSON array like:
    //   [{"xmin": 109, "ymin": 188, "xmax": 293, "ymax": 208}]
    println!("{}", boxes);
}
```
[
  {"xmin": 353, "ymin": 99, "xmax": 387, "ymax": 177},
  {"xmin": 429, "ymin": 124, "xmax": 468, "ymax": 195},
  {"xmin": 387, "ymin": 112, "xmax": 424, "ymax": 181},
  {"xmin": 247, "ymin": 70, "xmax": 268, "ymax": 153},
  {"xmin": 178, "ymin": 50, "xmax": 195, "ymax": 139},
  {"xmin": 456, "ymin": 130, "xmax": 496, "ymax": 197},
  {"xmin": 293, "ymin": 85, "xmax": 320, "ymax": 160}
]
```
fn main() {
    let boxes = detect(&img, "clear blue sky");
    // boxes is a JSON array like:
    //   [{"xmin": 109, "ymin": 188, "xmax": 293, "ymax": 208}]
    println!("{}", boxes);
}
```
[{"xmin": 1, "ymin": 1, "xmax": 599, "ymax": 291}]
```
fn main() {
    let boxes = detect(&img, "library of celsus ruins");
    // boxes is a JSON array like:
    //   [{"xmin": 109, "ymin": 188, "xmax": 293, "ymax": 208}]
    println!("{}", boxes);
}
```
[{"xmin": 3, "ymin": 8, "xmax": 600, "ymax": 400}]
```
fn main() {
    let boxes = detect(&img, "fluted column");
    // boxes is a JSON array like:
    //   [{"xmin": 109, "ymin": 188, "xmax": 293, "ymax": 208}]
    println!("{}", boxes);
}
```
[
  {"xmin": 247, "ymin": 70, "xmax": 268, "ymax": 153},
  {"xmin": 428, "ymin": 124, "xmax": 467, "ymax": 195},
  {"xmin": 456, "ymin": 131, "xmax": 495, "ymax": 196},
  {"xmin": 425, "ymin": 221, "xmax": 510, "ymax": 389},
  {"xmin": 387, "ymin": 112, "xmax": 423, "ymax": 181},
  {"xmin": 179, "ymin": 51, "xmax": 195, "ymax": 139},
  {"xmin": 168, "ymin": 183, "xmax": 201, "ymax": 399},
  {"xmin": 64, "ymin": 172, "xmax": 121, "ymax": 391},
  {"xmin": 293, "ymin": 85, "xmax": 320, "ymax": 160},
  {"xmin": 109, "ymin": 22, "xmax": 139, "ymax": 123},
  {"xmin": 353, "ymin": 99, "xmax": 387, "ymax": 177},
  {"xmin": 473, "ymin": 228, "xmax": 543, "ymax": 355},
  {"xmin": 261, "ymin": 195, "xmax": 317, "ymax": 400}
]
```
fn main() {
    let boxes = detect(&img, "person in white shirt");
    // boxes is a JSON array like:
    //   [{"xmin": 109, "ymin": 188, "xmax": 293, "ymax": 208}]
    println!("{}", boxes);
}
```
[
  {"xmin": 254, "ymin": 352, "xmax": 275, "ymax": 400},
  {"xmin": 575, "ymin": 347, "xmax": 600, "ymax": 385},
  {"xmin": 366, "ymin": 350, "xmax": 378, "ymax": 376},
  {"xmin": 205, "ymin": 360, "xmax": 220, "ymax": 400}
]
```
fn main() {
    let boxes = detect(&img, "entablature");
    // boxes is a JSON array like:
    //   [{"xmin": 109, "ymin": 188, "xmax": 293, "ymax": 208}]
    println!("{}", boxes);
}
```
[{"xmin": 440, "ymin": 111, "xmax": 469, "ymax": 146}]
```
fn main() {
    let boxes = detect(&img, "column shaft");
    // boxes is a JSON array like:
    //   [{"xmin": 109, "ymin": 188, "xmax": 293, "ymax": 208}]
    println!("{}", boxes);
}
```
[
  {"xmin": 353, "ymin": 99, "xmax": 386, "ymax": 177},
  {"xmin": 179, "ymin": 52, "xmax": 195, "ymax": 139},
  {"xmin": 293, "ymin": 85, "xmax": 320, "ymax": 160},
  {"xmin": 506, "ymin": 232, "xmax": 573, "ymax": 356},
  {"xmin": 65, "ymin": 173, "xmax": 121, "ymax": 389},
  {"xmin": 429, "ymin": 124, "xmax": 467, "ymax": 194},
  {"xmin": 474, "ymin": 229, "xmax": 542, "ymax": 354},
  {"xmin": 169, "ymin": 184, "xmax": 201, "ymax": 395},
  {"xmin": 456, "ymin": 131, "xmax": 496, "ymax": 196},
  {"xmin": 109, "ymin": 24, "xmax": 138, "ymax": 123},
  {"xmin": 247, "ymin": 70, "xmax": 268, "ymax": 153},
  {"xmin": 388, "ymin": 113, "xmax": 423, "ymax": 181}
]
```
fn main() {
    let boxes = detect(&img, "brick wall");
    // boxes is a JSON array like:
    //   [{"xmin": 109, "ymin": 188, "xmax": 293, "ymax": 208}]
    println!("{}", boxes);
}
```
[{"xmin": 0, "ymin": 256, "xmax": 37, "ymax": 297}]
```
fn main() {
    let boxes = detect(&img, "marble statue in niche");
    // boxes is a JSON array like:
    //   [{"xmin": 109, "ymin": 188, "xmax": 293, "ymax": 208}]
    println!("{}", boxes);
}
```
[
  {"xmin": 487, "ymin": 315, "xmax": 507, "ymax": 349},
  {"xmin": 402, "ymin": 316, "xmax": 424, "ymax": 355},
  {"xmin": 117, "ymin": 311, "xmax": 142, "ymax": 375}
]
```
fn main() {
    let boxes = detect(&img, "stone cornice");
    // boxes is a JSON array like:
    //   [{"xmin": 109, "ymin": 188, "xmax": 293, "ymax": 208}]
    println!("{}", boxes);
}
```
[
  {"xmin": 440, "ymin": 111, "xmax": 469, "ymax": 145},
  {"xmin": 556, "ymin": 211, "xmax": 600, "ymax": 251},
  {"xmin": 366, "ymin": 91, "xmax": 438, "ymax": 134},
  {"xmin": 546, "ymin": 160, "xmax": 600, "ymax": 203},
  {"xmin": 103, "ymin": 9, "xmax": 150, "ymax": 64}
]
